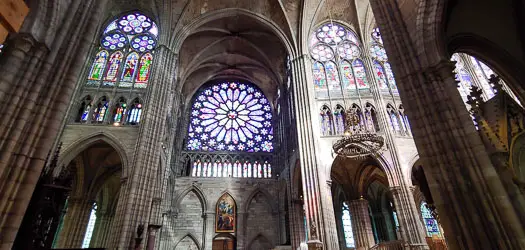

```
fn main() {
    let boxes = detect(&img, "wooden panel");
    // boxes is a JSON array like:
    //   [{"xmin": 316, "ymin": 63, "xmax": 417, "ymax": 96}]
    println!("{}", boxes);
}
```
[
  {"xmin": 0, "ymin": 0, "xmax": 29, "ymax": 32},
  {"xmin": 0, "ymin": 23, "xmax": 8, "ymax": 43}
]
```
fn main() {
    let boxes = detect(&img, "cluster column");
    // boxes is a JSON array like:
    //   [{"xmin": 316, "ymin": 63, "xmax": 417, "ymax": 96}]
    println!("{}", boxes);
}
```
[
  {"xmin": 55, "ymin": 198, "xmax": 94, "ymax": 248},
  {"xmin": 349, "ymin": 199, "xmax": 376, "ymax": 249}
]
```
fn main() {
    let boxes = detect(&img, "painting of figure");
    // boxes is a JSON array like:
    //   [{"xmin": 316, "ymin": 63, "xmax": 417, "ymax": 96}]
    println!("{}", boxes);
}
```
[{"xmin": 216, "ymin": 194, "xmax": 236, "ymax": 233}]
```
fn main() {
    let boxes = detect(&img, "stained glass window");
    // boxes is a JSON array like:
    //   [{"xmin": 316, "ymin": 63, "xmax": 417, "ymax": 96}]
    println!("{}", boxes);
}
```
[
  {"xmin": 320, "ymin": 106, "xmax": 334, "ymax": 136},
  {"xmin": 374, "ymin": 61, "xmax": 389, "ymax": 89},
  {"xmin": 86, "ymin": 12, "xmax": 157, "ymax": 88},
  {"xmin": 81, "ymin": 203, "xmax": 97, "ymax": 248},
  {"xmin": 384, "ymin": 62, "xmax": 397, "ymax": 89},
  {"xmin": 135, "ymin": 53, "xmax": 153, "ymax": 88},
  {"xmin": 77, "ymin": 96, "xmax": 92, "ymax": 123},
  {"xmin": 421, "ymin": 202, "xmax": 440, "ymax": 237},
  {"xmin": 334, "ymin": 105, "xmax": 345, "ymax": 135},
  {"xmin": 388, "ymin": 106, "xmax": 400, "ymax": 132},
  {"xmin": 372, "ymin": 27, "xmax": 383, "ymax": 44},
  {"xmin": 88, "ymin": 51, "xmax": 108, "ymax": 81},
  {"xmin": 353, "ymin": 59, "xmax": 369, "ymax": 89},
  {"xmin": 127, "ymin": 99, "xmax": 142, "ymax": 124},
  {"xmin": 92, "ymin": 97, "xmax": 108, "ymax": 123},
  {"xmin": 186, "ymin": 82, "xmax": 274, "ymax": 153},
  {"xmin": 113, "ymin": 98, "xmax": 127, "ymax": 124},
  {"xmin": 103, "ymin": 51, "xmax": 123, "ymax": 85},
  {"xmin": 342, "ymin": 202, "xmax": 356, "ymax": 248},
  {"xmin": 120, "ymin": 52, "xmax": 139, "ymax": 87},
  {"xmin": 310, "ymin": 22, "xmax": 365, "ymax": 100},
  {"xmin": 313, "ymin": 62, "xmax": 327, "ymax": 89}
]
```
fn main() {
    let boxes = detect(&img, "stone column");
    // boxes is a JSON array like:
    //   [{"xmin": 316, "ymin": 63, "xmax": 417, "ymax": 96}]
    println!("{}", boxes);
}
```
[
  {"xmin": 321, "ymin": 180, "xmax": 340, "ymax": 250},
  {"xmin": 114, "ymin": 45, "xmax": 177, "ymax": 248},
  {"xmin": 56, "ymin": 198, "xmax": 94, "ymax": 248},
  {"xmin": 204, "ymin": 211, "xmax": 215, "ymax": 250},
  {"xmin": 369, "ymin": 0, "xmax": 525, "ymax": 248},
  {"xmin": 237, "ymin": 211, "xmax": 247, "ymax": 249},
  {"xmin": 361, "ymin": 53, "xmax": 428, "ymax": 248},
  {"xmin": 290, "ymin": 54, "xmax": 325, "ymax": 249},
  {"xmin": 0, "ymin": 0, "xmax": 107, "ymax": 248},
  {"xmin": 349, "ymin": 199, "xmax": 375, "ymax": 249}
]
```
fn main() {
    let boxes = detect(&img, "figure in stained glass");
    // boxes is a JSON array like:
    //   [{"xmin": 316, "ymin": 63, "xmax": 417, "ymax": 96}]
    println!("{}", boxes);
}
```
[
  {"xmin": 104, "ymin": 52, "xmax": 123, "ymax": 82},
  {"xmin": 352, "ymin": 60, "xmax": 368, "ymax": 88},
  {"xmin": 384, "ymin": 62, "xmax": 397, "ymax": 89},
  {"xmin": 135, "ymin": 53, "xmax": 153, "ymax": 87},
  {"xmin": 374, "ymin": 61, "xmax": 388, "ymax": 89},
  {"xmin": 313, "ymin": 62, "xmax": 327, "ymax": 88},
  {"xmin": 88, "ymin": 51, "xmax": 108, "ymax": 80},
  {"xmin": 121, "ymin": 52, "xmax": 139, "ymax": 84},
  {"xmin": 340, "ymin": 61, "xmax": 355, "ymax": 88}
]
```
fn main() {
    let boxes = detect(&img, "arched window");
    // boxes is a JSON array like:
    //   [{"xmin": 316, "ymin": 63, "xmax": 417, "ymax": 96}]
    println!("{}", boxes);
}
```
[
  {"xmin": 387, "ymin": 105, "xmax": 400, "ymax": 132},
  {"xmin": 81, "ymin": 203, "xmax": 97, "ymax": 248},
  {"xmin": 92, "ymin": 97, "xmax": 109, "ymax": 123},
  {"xmin": 398, "ymin": 105, "xmax": 410, "ymax": 135},
  {"xmin": 421, "ymin": 202, "xmax": 440, "ymax": 237},
  {"xmin": 86, "ymin": 12, "xmax": 158, "ymax": 89},
  {"xmin": 365, "ymin": 103, "xmax": 380, "ymax": 132},
  {"xmin": 451, "ymin": 53, "xmax": 520, "ymax": 105},
  {"xmin": 334, "ymin": 105, "xmax": 345, "ymax": 135},
  {"xmin": 352, "ymin": 103, "xmax": 365, "ymax": 131},
  {"xmin": 185, "ymin": 81, "xmax": 274, "ymax": 178},
  {"xmin": 76, "ymin": 96, "xmax": 92, "ymax": 122},
  {"xmin": 370, "ymin": 28, "xmax": 397, "ymax": 92},
  {"xmin": 342, "ymin": 202, "xmax": 355, "ymax": 248},
  {"xmin": 127, "ymin": 98, "xmax": 142, "ymax": 125},
  {"xmin": 112, "ymin": 97, "xmax": 127, "ymax": 125},
  {"xmin": 320, "ymin": 105, "xmax": 334, "ymax": 136},
  {"xmin": 310, "ymin": 23, "xmax": 366, "ymax": 100}
]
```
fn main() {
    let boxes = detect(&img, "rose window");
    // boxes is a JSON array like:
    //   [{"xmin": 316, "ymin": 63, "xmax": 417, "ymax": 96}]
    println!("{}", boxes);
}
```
[{"xmin": 186, "ymin": 82, "xmax": 274, "ymax": 153}]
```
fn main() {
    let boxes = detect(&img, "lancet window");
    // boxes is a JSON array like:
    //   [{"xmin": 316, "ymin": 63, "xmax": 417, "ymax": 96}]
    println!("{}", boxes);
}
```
[
  {"xmin": 310, "ymin": 23, "xmax": 368, "ymax": 100},
  {"xmin": 320, "ymin": 105, "xmax": 334, "ymax": 136},
  {"xmin": 77, "ymin": 96, "xmax": 92, "ymax": 122},
  {"xmin": 81, "ymin": 203, "xmax": 97, "ymax": 248},
  {"xmin": 86, "ymin": 12, "xmax": 158, "ymax": 89},
  {"xmin": 421, "ymin": 202, "xmax": 440, "ymax": 237},
  {"xmin": 342, "ymin": 202, "xmax": 356, "ymax": 248},
  {"xmin": 370, "ymin": 28, "xmax": 397, "ymax": 93},
  {"xmin": 92, "ymin": 97, "xmax": 109, "ymax": 123},
  {"xmin": 184, "ymin": 81, "xmax": 274, "ymax": 178},
  {"xmin": 112, "ymin": 97, "xmax": 127, "ymax": 124}
]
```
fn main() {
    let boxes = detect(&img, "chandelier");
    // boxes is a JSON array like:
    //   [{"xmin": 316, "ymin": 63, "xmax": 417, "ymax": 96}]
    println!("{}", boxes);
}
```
[{"xmin": 332, "ymin": 108, "xmax": 385, "ymax": 159}]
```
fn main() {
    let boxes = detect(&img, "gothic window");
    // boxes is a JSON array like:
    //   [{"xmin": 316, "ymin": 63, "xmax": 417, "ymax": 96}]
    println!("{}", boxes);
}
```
[
  {"xmin": 86, "ymin": 12, "xmax": 158, "ymax": 89},
  {"xmin": 451, "ymin": 53, "xmax": 520, "ymax": 105},
  {"xmin": 81, "ymin": 203, "xmax": 97, "ymax": 248},
  {"xmin": 387, "ymin": 105, "xmax": 400, "ymax": 132},
  {"xmin": 352, "ymin": 103, "xmax": 365, "ymax": 130},
  {"xmin": 77, "ymin": 96, "xmax": 92, "ymax": 122},
  {"xmin": 127, "ymin": 98, "xmax": 142, "ymax": 125},
  {"xmin": 398, "ymin": 105, "xmax": 411, "ymax": 134},
  {"xmin": 310, "ymin": 22, "xmax": 367, "ymax": 100},
  {"xmin": 370, "ymin": 28, "xmax": 397, "ymax": 91},
  {"xmin": 185, "ymin": 81, "xmax": 274, "ymax": 178},
  {"xmin": 421, "ymin": 202, "xmax": 440, "ymax": 237},
  {"xmin": 112, "ymin": 97, "xmax": 127, "ymax": 124},
  {"xmin": 342, "ymin": 202, "xmax": 356, "ymax": 248},
  {"xmin": 334, "ymin": 105, "xmax": 345, "ymax": 135},
  {"xmin": 92, "ymin": 97, "xmax": 109, "ymax": 123},
  {"xmin": 365, "ymin": 103, "xmax": 380, "ymax": 132},
  {"xmin": 320, "ymin": 105, "xmax": 334, "ymax": 136}
]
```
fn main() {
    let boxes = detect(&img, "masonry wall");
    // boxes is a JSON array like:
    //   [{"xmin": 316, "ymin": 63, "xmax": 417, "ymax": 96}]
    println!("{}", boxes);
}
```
[{"xmin": 167, "ymin": 177, "xmax": 284, "ymax": 250}]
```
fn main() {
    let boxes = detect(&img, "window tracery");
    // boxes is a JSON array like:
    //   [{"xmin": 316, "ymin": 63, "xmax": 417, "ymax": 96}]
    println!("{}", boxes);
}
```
[
  {"xmin": 320, "ymin": 105, "xmax": 334, "ymax": 136},
  {"xmin": 310, "ymin": 23, "xmax": 368, "ymax": 100},
  {"xmin": 127, "ymin": 98, "xmax": 142, "ymax": 125},
  {"xmin": 184, "ymin": 81, "xmax": 274, "ymax": 178},
  {"xmin": 421, "ymin": 202, "xmax": 440, "ymax": 237},
  {"xmin": 77, "ymin": 96, "xmax": 92, "ymax": 123},
  {"xmin": 86, "ymin": 12, "xmax": 158, "ymax": 89},
  {"xmin": 112, "ymin": 97, "xmax": 127, "ymax": 124},
  {"xmin": 92, "ymin": 97, "xmax": 109, "ymax": 123},
  {"xmin": 370, "ymin": 28, "xmax": 397, "ymax": 92}
]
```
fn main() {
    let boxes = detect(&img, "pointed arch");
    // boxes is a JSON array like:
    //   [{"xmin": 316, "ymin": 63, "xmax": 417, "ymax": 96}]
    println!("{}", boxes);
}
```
[
  {"xmin": 320, "ymin": 105, "xmax": 334, "ymax": 136},
  {"xmin": 216, "ymin": 192, "xmax": 236, "ymax": 233},
  {"xmin": 243, "ymin": 188, "xmax": 277, "ymax": 214},
  {"xmin": 174, "ymin": 233, "xmax": 201, "ymax": 250},
  {"xmin": 247, "ymin": 233, "xmax": 273, "ymax": 250},
  {"xmin": 174, "ymin": 185, "xmax": 208, "ymax": 213}
]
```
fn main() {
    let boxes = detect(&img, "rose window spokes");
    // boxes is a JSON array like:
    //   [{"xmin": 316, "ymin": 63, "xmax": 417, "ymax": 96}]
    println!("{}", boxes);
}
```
[{"xmin": 187, "ymin": 82, "xmax": 274, "ymax": 153}]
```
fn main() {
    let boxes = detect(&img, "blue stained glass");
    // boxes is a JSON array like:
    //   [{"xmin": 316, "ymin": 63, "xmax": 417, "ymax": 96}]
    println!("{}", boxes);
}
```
[
  {"xmin": 374, "ymin": 61, "xmax": 388, "ymax": 89},
  {"xmin": 186, "ymin": 82, "xmax": 274, "ymax": 152}
]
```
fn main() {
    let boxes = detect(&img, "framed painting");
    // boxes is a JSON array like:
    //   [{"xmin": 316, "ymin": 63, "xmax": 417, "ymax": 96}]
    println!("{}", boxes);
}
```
[{"xmin": 216, "ymin": 193, "xmax": 236, "ymax": 233}]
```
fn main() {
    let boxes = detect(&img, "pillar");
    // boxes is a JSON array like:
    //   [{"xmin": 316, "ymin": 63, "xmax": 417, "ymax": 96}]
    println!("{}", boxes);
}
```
[
  {"xmin": 56, "ymin": 198, "xmax": 94, "ymax": 248},
  {"xmin": 369, "ymin": 0, "xmax": 525, "ymax": 248},
  {"xmin": 348, "ymin": 199, "xmax": 375, "ymax": 249},
  {"xmin": 290, "ymin": 54, "xmax": 325, "ymax": 249},
  {"xmin": 113, "ymin": 45, "xmax": 177, "ymax": 248}
]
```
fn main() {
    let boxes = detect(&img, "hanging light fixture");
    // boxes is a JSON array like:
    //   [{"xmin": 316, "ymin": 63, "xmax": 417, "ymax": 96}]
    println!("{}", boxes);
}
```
[{"xmin": 332, "ymin": 107, "xmax": 385, "ymax": 159}]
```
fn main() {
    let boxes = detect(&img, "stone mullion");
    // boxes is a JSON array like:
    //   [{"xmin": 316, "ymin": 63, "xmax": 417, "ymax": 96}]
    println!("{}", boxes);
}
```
[
  {"xmin": 458, "ymin": 53, "xmax": 491, "ymax": 100},
  {"xmin": 291, "ymin": 54, "xmax": 324, "ymax": 247},
  {"xmin": 204, "ymin": 211, "xmax": 214, "ymax": 250},
  {"xmin": 369, "ymin": 0, "xmax": 525, "ymax": 248},
  {"xmin": 116, "ymin": 46, "xmax": 176, "ymax": 248},
  {"xmin": 348, "ymin": 199, "xmax": 375, "ymax": 249},
  {"xmin": 362, "ymin": 55, "xmax": 428, "ymax": 247}
]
